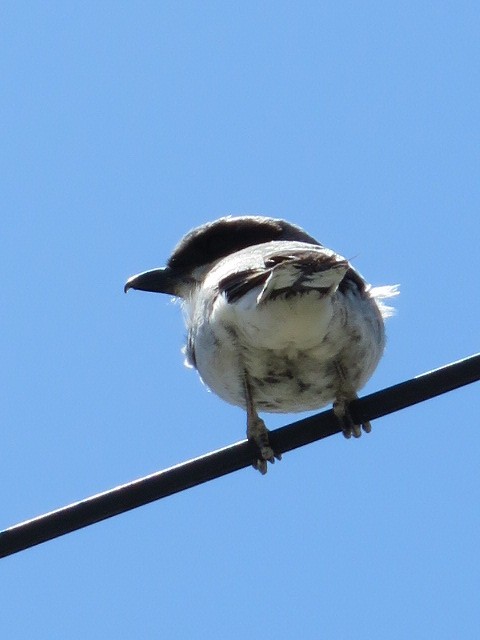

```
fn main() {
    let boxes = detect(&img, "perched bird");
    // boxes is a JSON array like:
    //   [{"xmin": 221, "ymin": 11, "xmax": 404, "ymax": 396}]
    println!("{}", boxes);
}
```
[{"xmin": 125, "ymin": 216, "xmax": 398, "ymax": 473}]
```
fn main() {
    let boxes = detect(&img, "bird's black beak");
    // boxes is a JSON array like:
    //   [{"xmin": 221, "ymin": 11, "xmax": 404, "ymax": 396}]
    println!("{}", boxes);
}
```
[{"xmin": 124, "ymin": 267, "xmax": 180, "ymax": 296}]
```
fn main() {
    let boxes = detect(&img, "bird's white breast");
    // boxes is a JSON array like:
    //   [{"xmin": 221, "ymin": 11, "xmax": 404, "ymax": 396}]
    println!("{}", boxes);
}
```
[
  {"xmin": 210, "ymin": 285, "xmax": 335, "ymax": 350},
  {"xmin": 184, "ymin": 285, "xmax": 384, "ymax": 414},
  {"xmin": 179, "ymin": 240, "xmax": 388, "ymax": 414}
]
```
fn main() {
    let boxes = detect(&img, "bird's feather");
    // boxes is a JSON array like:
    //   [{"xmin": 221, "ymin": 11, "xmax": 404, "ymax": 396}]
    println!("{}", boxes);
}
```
[{"xmin": 218, "ymin": 249, "xmax": 349, "ymax": 304}]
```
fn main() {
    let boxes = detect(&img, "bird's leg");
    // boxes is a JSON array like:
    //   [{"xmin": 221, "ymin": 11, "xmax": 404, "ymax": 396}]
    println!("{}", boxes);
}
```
[
  {"xmin": 244, "ymin": 374, "xmax": 281, "ymax": 474},
  {"xmin": 333, "ymin": 362, "xmax": 371, "ymax": 439}
]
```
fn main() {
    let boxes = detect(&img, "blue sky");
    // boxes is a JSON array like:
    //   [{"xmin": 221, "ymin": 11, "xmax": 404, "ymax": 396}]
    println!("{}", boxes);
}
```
[{"xmin": 2, "ymin": 2, "xmax": 479, "ymax": 638}]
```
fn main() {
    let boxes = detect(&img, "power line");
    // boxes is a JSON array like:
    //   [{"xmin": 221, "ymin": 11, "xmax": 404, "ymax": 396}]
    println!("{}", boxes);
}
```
[{"xmin": 1, "ymin": 353, "xmax": 479, "ymax": 559}]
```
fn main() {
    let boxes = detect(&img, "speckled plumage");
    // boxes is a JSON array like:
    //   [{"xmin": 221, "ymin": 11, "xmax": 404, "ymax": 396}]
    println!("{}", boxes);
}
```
[{"xmin": 125, "ymin": 215, "xmax": 398, "ymax": 473}]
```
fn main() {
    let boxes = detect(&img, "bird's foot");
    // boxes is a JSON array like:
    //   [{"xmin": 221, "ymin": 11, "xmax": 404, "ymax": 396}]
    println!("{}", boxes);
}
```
[
  {"xmin": 247, "ymin": 416, "xmax": 282, "ymax": 475},
  {"xmin": 333, "ymin": 397, "xmax": 371, "ymax": 439}
]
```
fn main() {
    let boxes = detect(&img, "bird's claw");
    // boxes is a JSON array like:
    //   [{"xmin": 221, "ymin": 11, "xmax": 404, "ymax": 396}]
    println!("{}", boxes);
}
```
[
  {"xmin": 247, "ymin": 416, "xmax": 281, "ymax": 474},
  {"xmin": 333, "ymin": 398, "xmax": 371, "ymax": 439},
  {"xmin": 252, "ymin": 447, "xmax": 282, "ymax": 474}
]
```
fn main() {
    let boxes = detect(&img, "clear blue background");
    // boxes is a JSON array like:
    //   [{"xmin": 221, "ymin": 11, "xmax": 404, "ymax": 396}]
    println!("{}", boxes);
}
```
[{"xmin": 2, "ymin": 2, "xmax": 479, "ymax": 638}]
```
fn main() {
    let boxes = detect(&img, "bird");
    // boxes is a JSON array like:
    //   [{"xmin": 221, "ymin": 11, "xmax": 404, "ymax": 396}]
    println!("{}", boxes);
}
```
[{"xmin": 125, "ymin": 215, "xmax": 398, "ymax": 474}]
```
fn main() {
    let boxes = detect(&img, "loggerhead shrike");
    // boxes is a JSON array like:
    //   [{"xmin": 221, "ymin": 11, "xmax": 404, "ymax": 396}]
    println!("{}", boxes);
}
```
[{"xmin": 125, "ymin": 215, "xmax": 398, "ymax": 474}]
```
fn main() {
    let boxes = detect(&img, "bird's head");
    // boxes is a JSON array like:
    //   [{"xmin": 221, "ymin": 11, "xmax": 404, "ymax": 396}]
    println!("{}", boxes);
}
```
[{"xmin": 124, "ymin": 215, "xmax": 321, "ymax": 297}]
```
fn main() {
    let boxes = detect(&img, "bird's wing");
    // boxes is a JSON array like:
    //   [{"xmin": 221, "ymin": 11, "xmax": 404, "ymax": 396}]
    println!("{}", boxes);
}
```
[
  {"xmin": 218, "ymin": 248, "xmax": 352, "ymax": 304},
  {"xmin": 218, "ymin": 269, "xmax": 270, "ymax": 303}
]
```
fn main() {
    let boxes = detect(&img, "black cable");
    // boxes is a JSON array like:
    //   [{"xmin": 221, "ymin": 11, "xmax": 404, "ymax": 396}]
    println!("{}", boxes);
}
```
[{"xmin": 1, "ymin": 353, "xmax": 479, "ymax": 559}]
